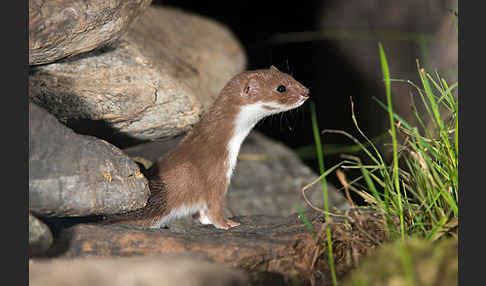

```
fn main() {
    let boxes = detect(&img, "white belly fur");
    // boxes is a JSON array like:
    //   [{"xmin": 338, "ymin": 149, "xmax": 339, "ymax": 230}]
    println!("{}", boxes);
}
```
[{"xmin": 149, "ymin": 203, "xmax": 208, "ymax": 229}]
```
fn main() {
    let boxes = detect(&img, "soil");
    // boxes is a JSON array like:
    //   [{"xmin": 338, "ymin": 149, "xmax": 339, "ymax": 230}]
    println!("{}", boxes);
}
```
[{"xmin": 301, "ymin": 207, "xmax": 393, "ymax": 286}]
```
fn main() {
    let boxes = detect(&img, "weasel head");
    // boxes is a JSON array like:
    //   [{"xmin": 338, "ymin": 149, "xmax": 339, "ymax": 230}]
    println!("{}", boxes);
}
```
[
  {"xmin": 219, "ymin": 66, "xmax": 310, "ymax": 183},
  {"xmin": 223, "ymin": 65, "xmax": 310, "ymax": 116}
]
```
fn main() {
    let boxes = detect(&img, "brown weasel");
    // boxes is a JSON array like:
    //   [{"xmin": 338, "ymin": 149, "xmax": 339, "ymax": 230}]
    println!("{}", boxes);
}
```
[{"xmin": 106, "ymin": 66, "xmax": 309, "ymax": 229}]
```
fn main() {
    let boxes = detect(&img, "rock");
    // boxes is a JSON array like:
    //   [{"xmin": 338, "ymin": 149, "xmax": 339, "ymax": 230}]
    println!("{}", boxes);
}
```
[
  {"xmin": 29, "ymin": 103, "xmax": 150, "ymax": 217},
  {"xmin": 228, "ymin": 132, "xmax": 350, "ymax": 217},
  {"xmin": 50, "ymin": 213, "xmax": 323, "ymax": 262},
  {"xmin": 342, "ymin": 237, "xmax": 458, "ymax": 286},
  {"xmin": 46, "ymin": 208, "xmax": 388, "ymax": 285},
  {"xmin": 122, "ymin": 131, "xmax": 350, "ymax": 223},
  {"xmin": 29, "ymin": 5, "xmax": 247, "ymax": 143},
  {"xmin": 29, "ymin": 0, "xmax": 152, "ymax": 65},
  {"xmin": 29, "ymin": 214, "xmax": 53, "ymax": 256},
  {"xmin": 29, "ymin": 255, "xmax": 248, "ymax": 286},
  {"xmin": 124, "ymin": 6, "xmax": 247, "ymax": 112}
]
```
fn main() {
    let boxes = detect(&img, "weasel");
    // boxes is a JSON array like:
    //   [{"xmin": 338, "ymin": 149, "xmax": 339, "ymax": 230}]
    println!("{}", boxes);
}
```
[{"xmin": 106, "ymin": 66, "xmax": 309, "ymax": 229}]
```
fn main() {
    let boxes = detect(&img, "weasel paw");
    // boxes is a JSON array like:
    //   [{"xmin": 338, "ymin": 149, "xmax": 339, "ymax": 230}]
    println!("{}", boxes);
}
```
[
  {"xmin": 216, "ymin": 219, "xmax": 240, "ymax": 230},
  {"xmin": 226, "ymin": 219, "xmax": 240, "ymax": 228}
]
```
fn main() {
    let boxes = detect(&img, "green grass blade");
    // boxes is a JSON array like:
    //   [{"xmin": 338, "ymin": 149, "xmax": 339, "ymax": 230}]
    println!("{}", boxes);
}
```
[
  {"xmin": 360, "ymin": 165, "xmax": 390, "ymax": 220},
  {"xmin": 398, "ymin": 241, "xmax": 417, "ymax": 286},
  {"xmin": 372, "ymin": 96, "xmax": 414, "ymax": 130},
  {"xmin": 296, "ymin": 205, "xmax": 317, "ymax": 236},
  {"xmin": 311, "ymin": 102, "xmax": 329, "ymax": 213},
  {"xmin": 310, "ymin": 102, "xmax": 338, "ymax": 286},
  {"xmin": 378, "ymin": 42, "xmax": 405, "ymax": 240}
]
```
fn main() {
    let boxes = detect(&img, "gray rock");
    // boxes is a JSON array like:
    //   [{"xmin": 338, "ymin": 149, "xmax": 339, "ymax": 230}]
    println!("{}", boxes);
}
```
[
  {"xmin": 29, "ymin": 255, "xmax": 248, "ymax": 286},
  {"xmin": 227, "ymin": 131, "xmax": 350, "ymax": 217},
  {"xmin": 29, "ymin": 213, "xmax": 53, "ymax": 256},
  {"xmin": 29, "ymin": 0, "xmax": 152, "ymax": 65},
  {"xmin": 29, "ymin": 5, "xmax": 247, "ymax": 142},
  {"xmin": 29, "ymin": 103, "xmax": 150, "ymax": 217}
]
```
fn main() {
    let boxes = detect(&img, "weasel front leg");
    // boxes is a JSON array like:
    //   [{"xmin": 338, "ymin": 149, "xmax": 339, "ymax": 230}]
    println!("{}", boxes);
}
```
[{"xmin": 205, "ymin": 197, "xmax": 240, "ymax": 230}]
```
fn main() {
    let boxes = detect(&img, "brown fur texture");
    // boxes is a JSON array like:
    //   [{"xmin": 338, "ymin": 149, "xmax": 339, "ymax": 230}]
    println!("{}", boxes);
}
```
[{"xmin": 105, "ymin": 66, "xmax": 309, "ymax": 229}]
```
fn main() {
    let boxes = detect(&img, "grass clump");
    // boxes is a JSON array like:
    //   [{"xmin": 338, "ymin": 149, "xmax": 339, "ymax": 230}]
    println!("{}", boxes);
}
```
[
  {"xmin": 308, "ymin": 43, "xmax": 458, "ymax": 241},
  {"xmin": 297, "ymin": 41, "xmax": 457, "ymax": 285}
]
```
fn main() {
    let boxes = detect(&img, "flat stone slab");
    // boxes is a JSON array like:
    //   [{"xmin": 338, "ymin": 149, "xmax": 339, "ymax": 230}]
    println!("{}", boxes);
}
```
[
  {"xmin": 45, "ymin": 208, "xmax": 389, "ymax": 285},
  {"xmin": 29, "ymin": 103, "xmax": 150, "ymax": 217},
  {"xmin": 30, "ymin": 255, "xmax": 248, "ymax": 286},
  {"xmin": 49, "ymin": 213, "xmax": 324, "ymax": 270}
]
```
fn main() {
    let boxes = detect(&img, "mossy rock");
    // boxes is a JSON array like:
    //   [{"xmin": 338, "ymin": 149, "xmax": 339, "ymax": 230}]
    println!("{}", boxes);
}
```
[{"xmin": 343, "ymin": 237, "xmax": 457, "ymax": 286}]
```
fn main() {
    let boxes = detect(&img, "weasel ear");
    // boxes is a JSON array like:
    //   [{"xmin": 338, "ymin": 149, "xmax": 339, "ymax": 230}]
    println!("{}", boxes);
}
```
[
  {"xmin": 242, "ymin": 77, "xmax": 259, "ymax": 96},
  {"xmin": 270, "ymin": 65, "xmax": 280, "ymax": 72}
]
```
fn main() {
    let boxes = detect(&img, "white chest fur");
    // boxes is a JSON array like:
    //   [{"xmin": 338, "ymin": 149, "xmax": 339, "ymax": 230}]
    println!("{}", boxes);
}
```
[{"xmin": 225, "ymin": 101, "xmax": 301, "ymax": 183}]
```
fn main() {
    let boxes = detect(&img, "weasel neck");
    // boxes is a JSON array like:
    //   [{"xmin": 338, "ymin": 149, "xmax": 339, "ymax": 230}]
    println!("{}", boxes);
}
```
[
  {"xmin": 226, "ymin": 103, "xmax": 268, "ymax": 182},
  {"xmin": 180, "ymin": 100, "xmax": 270, "ymax": 185},
  {"xmin": 181, "ymin": 97, "xmax": 268, "ymax": 185}
]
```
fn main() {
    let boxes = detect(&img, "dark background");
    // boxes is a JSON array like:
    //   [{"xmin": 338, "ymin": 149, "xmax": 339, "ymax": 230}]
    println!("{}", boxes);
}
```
[{"xmin": 154, "ymin": 0, "xmax": 458, "ymax": 197}]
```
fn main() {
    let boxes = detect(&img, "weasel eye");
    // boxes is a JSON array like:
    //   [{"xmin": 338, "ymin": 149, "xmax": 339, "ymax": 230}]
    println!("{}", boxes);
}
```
[{"xmin": 276, "ymin": 85, "xmax": 286, "ymax": 93}]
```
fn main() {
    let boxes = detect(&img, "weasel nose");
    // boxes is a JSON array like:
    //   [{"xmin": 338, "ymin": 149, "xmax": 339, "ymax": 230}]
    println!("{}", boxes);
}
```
[{"xmin": 301, "ymin": 89, "xmax": 310, "ymax": 98}]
